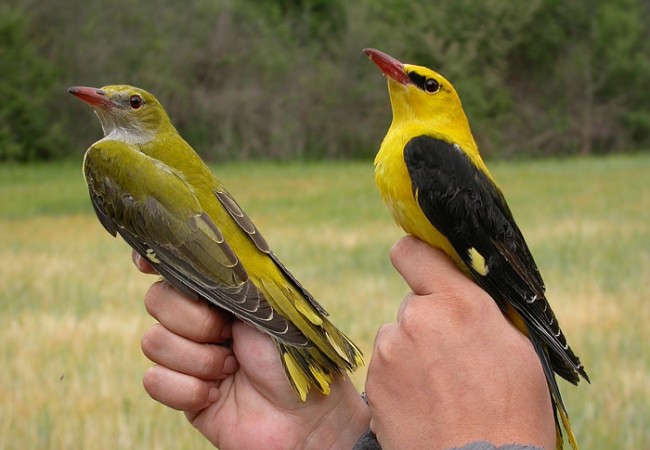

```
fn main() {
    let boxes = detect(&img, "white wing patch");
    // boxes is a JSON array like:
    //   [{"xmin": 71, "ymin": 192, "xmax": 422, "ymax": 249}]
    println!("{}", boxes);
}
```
[
  {"xmin": 468, "ymin": 247, "xmax": 489, "ymax": 276},
  {"xmin": 145, "ymin": 248, "xmax": 161, "ymax": 264}
]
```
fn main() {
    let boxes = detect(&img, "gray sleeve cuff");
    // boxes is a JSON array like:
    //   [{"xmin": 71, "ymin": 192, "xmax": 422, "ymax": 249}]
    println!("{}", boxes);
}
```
[{"xmin": 352, "ymin": 432, "xmax": 543, "ymax": 450}]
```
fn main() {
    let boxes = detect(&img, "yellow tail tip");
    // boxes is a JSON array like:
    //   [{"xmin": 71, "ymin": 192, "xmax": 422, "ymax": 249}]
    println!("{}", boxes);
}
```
[
  {"xmin": 283, "ymin": 352, "xmax": 311, "ymax": 401},
  {"xmin": 558, "ymin": 407, "xmax": 578, "ymax": 450},
  {"xmin": 282, "ymin": 349, "xmax": 335, "ymax": 400}
]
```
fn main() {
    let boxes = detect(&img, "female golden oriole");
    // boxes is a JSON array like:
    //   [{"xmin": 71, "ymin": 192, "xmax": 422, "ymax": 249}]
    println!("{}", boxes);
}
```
[{"xmin": 69, "ymin": 85, "xmax": 363, "ymax": 401}]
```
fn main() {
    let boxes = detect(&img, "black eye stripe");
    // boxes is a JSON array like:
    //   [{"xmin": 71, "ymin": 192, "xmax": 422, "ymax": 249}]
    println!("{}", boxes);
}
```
[
  {"xmin": 407, "ymin": 71, "xmax": 427, "ymax": 88},
  {"xmin": 407, "ymin": 71, "xmax": 440, "ymax": 93}
]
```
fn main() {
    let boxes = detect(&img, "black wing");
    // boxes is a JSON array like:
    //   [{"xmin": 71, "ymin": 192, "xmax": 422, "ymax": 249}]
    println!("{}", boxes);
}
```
[{"xmin": 404, "ymin": 135, "xmax": 587, "ymax": 384}]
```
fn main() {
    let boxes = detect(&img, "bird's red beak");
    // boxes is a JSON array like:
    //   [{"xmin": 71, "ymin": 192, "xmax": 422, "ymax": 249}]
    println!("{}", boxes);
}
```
[
  {"xmin": 68, "ymin": 86, "xmax": 112, "ymax": 108},
  {"xmin": 363, "ymin": 48, "xmax": 410, "ymax": 85}
]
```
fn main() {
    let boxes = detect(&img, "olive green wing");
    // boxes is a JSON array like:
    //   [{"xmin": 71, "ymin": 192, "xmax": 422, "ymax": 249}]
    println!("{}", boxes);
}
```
[
  {"xmin": 214, "ymin": 187, "xmax": 329, "ymax": 316},
  {"xmin": 213, "ymin": 185, "xmax": 364, "ymax": 372},
  {"xmin": 83, "ymin": 142, "xmax": 308, "ymax": 344}
]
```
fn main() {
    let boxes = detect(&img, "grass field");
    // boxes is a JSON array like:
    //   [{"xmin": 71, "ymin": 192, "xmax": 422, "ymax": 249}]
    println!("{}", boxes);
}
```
[{"xmin": 1, "ymin": 155, "xmax": 649, "ymax": 449}]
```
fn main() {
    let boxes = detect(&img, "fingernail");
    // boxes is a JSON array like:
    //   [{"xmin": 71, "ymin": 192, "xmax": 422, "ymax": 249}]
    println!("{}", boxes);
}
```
[
  {"xmin": 223, "ymin": 355, "xmax": 237, "ymax": 374},
  {"xmin": 207, "ymin": 386, "xmax": 219, "ymax": 403}
]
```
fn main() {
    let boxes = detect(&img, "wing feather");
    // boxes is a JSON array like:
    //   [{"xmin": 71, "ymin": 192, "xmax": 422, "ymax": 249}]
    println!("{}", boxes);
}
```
[
  {"xmin": 83, "ymin": 143, "xmax": 308, "ymax": 345},
  {"xmin": 215, "ymin": 188, "xmax": 329, "ymax": 316},
  {"xmin": 403, "ymin": 135, "xmax": 587, "ymax": 383}
]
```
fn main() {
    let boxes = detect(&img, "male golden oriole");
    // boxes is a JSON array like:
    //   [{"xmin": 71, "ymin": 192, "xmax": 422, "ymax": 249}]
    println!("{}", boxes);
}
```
[{"xmin": 364, "ymin": 48, "xmax": 588, "ymax": 450}]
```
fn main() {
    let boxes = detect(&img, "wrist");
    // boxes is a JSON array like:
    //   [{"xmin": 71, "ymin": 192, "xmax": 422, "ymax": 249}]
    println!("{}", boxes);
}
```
[{"xmin": 303, "ymin": 378, "xmax": 370, "ymax": 450}]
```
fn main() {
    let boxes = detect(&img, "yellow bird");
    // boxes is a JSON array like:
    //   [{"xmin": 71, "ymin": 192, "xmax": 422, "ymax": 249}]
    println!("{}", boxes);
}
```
[
  {"xmin": 364, "ymin": 48, "xmax": 588, "ymax": 449},
  {"xmin": 69, "ymin": 85, "xmax": 363, "ymax": 401}
]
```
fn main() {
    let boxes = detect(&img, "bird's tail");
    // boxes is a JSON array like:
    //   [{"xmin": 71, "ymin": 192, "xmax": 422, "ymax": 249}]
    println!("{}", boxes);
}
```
[
  {"xmin": 549, "ymin": 375, "xmax": 578, "ymax": 450},
  {"xmin": 556, "ymin": 397, "xmax": 578, "ymax": 450},
  {"xmin": 529, "ymin": 331, "xmax": 579, "ymax": 450},
  {"xmin": 275, "ymin": 322, "xmax": 363, "ymax": 401}
]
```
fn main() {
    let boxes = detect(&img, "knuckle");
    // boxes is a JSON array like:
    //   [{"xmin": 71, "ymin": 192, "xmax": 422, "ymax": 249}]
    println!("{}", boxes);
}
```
[
  {"xmin": 429, "ymin": 277, "xmax": 490, "ymax": 327},
  {"xmin": 449, "ymin": 282, "xmax": 495, "ymax": 324},
  {"xmin": 372, "ymin": 324, "xmax": 398, "ymax": 363},
  {"xmin": 195, "ymin": 310, "xmax": 219, "ymax": 342},
  {"xmin": 198, "ymin": 347, "xmax": 220, "ymax": 378},
  {"xmin": 398, "ymin": 295, "xmax": 427, "ymax": 333}
]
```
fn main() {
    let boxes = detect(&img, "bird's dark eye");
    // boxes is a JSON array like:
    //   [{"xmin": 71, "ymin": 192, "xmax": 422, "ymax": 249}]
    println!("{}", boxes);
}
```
[
  {"xmin": 129, "ymin": 95, "xmax": 143, "ymax": 109},
  {"xmin": 424, "ymin": 78, "xmax": 440, "ymax": 94}
]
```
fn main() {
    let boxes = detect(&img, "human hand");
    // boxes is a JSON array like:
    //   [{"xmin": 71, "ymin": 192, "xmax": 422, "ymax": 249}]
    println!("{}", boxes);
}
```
[
  {"xmin": 365, "ymin": 237, "xmax": 555, "ymax": 450},
  {"xmin": 133, "ymin": 251, "xmax": 369, "ymax": 450}
]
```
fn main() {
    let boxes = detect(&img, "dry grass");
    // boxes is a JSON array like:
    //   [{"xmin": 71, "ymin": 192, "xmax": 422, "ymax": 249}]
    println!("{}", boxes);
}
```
[{"xmin": 1, "ymin": 155, "xmax": 649, "ymax": 449}]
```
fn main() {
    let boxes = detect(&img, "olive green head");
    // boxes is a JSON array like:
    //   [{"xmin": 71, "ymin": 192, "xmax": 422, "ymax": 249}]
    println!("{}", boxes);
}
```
[{"xmin": 69, "ymin": 84, "xmax": 173, "ymax": 143}]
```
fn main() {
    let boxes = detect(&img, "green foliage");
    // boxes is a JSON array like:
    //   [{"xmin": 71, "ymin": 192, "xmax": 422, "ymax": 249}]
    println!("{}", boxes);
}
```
[
  {"xmin": 0, "ymin": 6, "xmax": 65, "ymax": 161},
  {"xmin": 505, "ymin": 0, "xmax": 650, "ymax": 156},
  {"xmin": 1, "ymin": 0, "xmax": 649, "ymax": 161}
]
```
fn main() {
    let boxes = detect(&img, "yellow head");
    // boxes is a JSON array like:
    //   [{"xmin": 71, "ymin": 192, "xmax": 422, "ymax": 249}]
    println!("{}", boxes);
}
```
[
  {"xmin": 69, "ymin": 84, "xmax": 173, "ymax": 144},
  {"xmin": 364, "ymin": 48, "xmax": 476, "ymax": 152}
]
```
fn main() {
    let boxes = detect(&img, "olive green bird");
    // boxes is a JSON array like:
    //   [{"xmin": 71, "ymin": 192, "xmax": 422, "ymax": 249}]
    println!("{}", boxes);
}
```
[{"xmin": 69, "ymin": 85, "xmax": 363, "ymax": 400}]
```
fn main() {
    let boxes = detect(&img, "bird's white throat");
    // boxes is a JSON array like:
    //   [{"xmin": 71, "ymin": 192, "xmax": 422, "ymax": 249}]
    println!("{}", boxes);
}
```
[
  {"xmin": 98, "ymin": 125, "xmax": 155, "ymax": 145},
  {"xmin": 94, "ymin": 109, "xmax": 155, "ymax": 145}
]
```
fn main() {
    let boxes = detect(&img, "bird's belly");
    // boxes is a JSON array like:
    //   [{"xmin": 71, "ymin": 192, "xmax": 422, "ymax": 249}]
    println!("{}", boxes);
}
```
[{"xmin": 377, "ymin": 165, "xmax": 465, "ymax": 270}]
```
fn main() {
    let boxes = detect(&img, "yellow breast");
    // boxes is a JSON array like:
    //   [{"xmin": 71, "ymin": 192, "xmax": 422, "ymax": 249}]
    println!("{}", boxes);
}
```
[{"xmin": 374, "ymin": 129, "xmax": 465, "ymax": 270}]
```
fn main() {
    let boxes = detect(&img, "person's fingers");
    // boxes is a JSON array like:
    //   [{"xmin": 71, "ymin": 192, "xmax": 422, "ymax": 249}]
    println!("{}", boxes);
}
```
[
  {"xmin": 391, "ymin": 238, "xmax": 517, "ymax": 340},
  {"xmin": 395, "ymin": 292, "xmax": 414, "ymax": 322},
  {"xmin": 366, "ymin": 322, "xmax": 399, "ymax": 436},
  {"xmin": 389, "ymin": 236, "xmax": 463, "ymax": 296},
  {"xmin": 372, "ymin": 322, "xmax": 397, "ymax": 351},
  {"xmin": 141, "ymin": 323, "xmax": 238, "ymax": 380},
  {"xmin": 144, "ymin": 280, "xmax": 233, "ymax": 343},
  {"xmin": 143, "ymin": 364, "xmax": 220, "ymax": 412},
  {"xmin": 132, "ymin": 250, "xmax": 158, "ymax": 274}
]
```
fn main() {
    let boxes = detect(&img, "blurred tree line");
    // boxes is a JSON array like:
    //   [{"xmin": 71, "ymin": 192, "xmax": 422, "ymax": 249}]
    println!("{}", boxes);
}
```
[{"xmin": 1, "ymin": 0, "xmax": 649, "ymax": 162}]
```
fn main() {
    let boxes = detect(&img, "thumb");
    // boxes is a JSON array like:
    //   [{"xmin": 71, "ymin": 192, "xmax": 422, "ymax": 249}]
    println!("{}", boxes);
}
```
[{"xmin": 389, "ymin": 236, "xmax": 464, "ymax": 296}]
